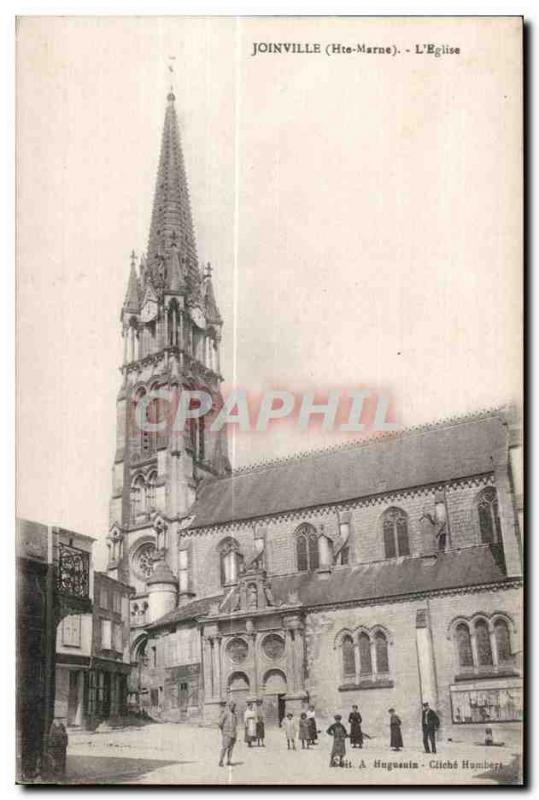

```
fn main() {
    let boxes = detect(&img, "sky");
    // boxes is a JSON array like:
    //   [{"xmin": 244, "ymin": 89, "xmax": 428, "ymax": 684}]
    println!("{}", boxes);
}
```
[{"xmin": 16, "ymin": 16, "xmax": 522, "ymax": 565}]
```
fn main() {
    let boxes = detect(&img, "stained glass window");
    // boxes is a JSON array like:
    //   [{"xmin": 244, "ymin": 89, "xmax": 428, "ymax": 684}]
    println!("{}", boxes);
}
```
[
  {"xmin": 296, "ymin": 535, "xmax": 308, "ymax": 572},
  {"xmin": 358, "ymin": 632, "xmax": 372, "ymax": 675},
  {"xmin": 475, "ymin": 619, "xmax": 494, "ymax": 666},
  {"xmin": 477, "ymin": 487, "xmax": 502, "ymax": 544},
  {"xmin": 295, "ymin": 524, "xmax": 319, "ymax": 572},
  {"xmin": 135, "ymin": 542, "xmax": 156, "ymax": 579},
  {"xmin": 494, "ymin": 619, "xmax": 513, "ymax": 664},
  {"xmin": 342, "ymin": 635, "xmax": 356, "ymax": 680},
  {"xmin": 383, "ymin": 507, "xmax": 409, "ymax": 558},
  {"xmin": 375, "ymin": 631, "xmax": 389, "ymax": 673},
  {"xmin": 456, "ymin": 622, "xmax": 474, "ymax": 668}
]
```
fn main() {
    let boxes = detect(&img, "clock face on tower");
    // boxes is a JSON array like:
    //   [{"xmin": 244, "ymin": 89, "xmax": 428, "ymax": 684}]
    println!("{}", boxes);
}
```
[{"xmin": 141, "ymin": 299, "xmax": 158, "ymax": 323}]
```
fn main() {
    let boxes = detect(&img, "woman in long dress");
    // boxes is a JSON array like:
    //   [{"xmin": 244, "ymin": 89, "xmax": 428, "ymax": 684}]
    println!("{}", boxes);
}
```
[
  {"xmin": 388, "ymin": 708, "xmax": 403, "ymax": 751},
  {"xmin": 244, "ymin": 701, "xmax": 257, "ymax": 747},
  {"xmin": 326, "ymin": 714, "xmax": 348, "ymax": 767},
  {"xmin": 306, "ymin": 704, "xmax": 318, "ymax": 745},
  {"xmin": 255, "ymin": 701, "xmax": 265, "ymax": 747},
  {"xmin": 348, "ymin": 705, "xmax": 363, "ymax": 748}
]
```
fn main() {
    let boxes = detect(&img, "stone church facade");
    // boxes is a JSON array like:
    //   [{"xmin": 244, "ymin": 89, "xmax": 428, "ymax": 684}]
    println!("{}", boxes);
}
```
[{"xmin": 106, "ymin": 91, "xmax": 523, "ymax": 744}]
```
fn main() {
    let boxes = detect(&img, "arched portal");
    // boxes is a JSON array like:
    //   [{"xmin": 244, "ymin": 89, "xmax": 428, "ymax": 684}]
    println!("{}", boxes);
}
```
[
  {"xmin": 262, "ymin": 669, "xmax": 288, "ymax": 727},
  {"xmin": 227, "ymin": 671, "xmax": 250, "ymax": 715}
]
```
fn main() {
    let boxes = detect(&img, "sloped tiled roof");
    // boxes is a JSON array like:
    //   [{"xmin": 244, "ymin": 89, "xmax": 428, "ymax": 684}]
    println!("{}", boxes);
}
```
[
  {"xmin": 146, "ymin": 594, "xmax": 222, "ymax": 630},
  {"xmin": 147, "ymin": 545, "xmax": 511, "ymax": 630},
  {"xmin": 185, "ymin": 414, "xmax": 508, "ymax": 529},
  {"xmin": 268, "ymin": 544, "xmax": 509, "ymax": 608}
]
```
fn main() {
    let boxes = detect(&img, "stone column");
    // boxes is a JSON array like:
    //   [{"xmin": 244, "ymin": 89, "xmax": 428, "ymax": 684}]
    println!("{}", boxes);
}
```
[
  {"xmin": 370, "ymin": 638, "xmax": 378, "ymax": 676},
  {"xmin": 250, "ymin": 631, "xmax": 259, "ymax": 699},
  {"xmin": 214, "ymin": 636, "xmax": 223, "ymax": 701},
  {"xmin": 285, "ymin": 628, "xmax": 297, "ymax": 692},
  {"xmin": 294, "ymin": 627, "xmax": 306, "ymax": 691},
  {"xmin": 489, "ymin": 624, "xmax": 499, "ymax": 667},
  {"xmin": 415, "ymin": 608, "xmax": 438, "ymax": 707}
]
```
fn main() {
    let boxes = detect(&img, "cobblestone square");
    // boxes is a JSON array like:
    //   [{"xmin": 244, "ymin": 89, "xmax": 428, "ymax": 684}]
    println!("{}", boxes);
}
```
[{"xmin": 53, "ymin": 722, "xmax": 522, "ymax": 786}]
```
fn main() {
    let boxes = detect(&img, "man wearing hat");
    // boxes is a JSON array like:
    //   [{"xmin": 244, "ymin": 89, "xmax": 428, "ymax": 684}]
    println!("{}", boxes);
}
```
[{"xmin": 421, "ymin": 702, "xmax": 440, "ymax": 753}]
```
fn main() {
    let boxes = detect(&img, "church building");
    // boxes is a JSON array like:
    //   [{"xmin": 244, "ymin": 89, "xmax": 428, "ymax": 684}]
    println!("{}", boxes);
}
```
[{"xmin": 107, "ymin": 90, "xmax": 523, "ymax": 744}]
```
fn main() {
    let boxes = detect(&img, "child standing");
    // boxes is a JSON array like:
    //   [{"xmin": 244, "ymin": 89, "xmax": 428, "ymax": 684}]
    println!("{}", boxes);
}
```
[
  {"xmin": 326, "ymin": 714, "xmax": 348, "ymax": 767},
  {"xmin": 299, "ymin": 712, "xmax": 311, "ymax": 749},
  {"xmin": 283, "ymin": 712, "xmax": 298, "ymax": 750}
]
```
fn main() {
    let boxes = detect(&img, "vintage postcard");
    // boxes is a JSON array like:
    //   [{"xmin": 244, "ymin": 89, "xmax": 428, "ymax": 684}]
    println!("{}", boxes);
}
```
[{"xmin": 16, "ymin": 15, "xmax": 523, "ymax": 785}]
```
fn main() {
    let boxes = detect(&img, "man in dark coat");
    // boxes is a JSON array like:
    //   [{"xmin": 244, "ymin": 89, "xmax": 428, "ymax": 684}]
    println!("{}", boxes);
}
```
[
  {"xmin": 388, "ymin": 708, "xmax": 403, "ymax": 751},
  {"xmin": 421, "ymin": 702, "xmax": 440, "ymax": 753},
  {"xmin": 326, "ymin": 715, "xmax": 348, "ymax": 767},
  {"xmin": 218, "ymin": 701, "xmax": 238, "ymax": 767}
]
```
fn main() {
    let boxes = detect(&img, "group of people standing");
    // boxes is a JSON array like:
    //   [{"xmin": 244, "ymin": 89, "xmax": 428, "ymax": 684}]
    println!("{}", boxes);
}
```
[
  {"xmin": 218, "ymin": 699, "xmax": 440, "ymax": 769},
  {"xmin": 282, "ymin": 705, "xmax": 318, "ymax": 749}
]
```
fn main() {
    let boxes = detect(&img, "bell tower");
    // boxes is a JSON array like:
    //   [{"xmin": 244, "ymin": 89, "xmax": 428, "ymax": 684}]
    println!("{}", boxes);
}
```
[{"xmin": 107, "ymin": 89, "xmax": 230, "ymax": 618}]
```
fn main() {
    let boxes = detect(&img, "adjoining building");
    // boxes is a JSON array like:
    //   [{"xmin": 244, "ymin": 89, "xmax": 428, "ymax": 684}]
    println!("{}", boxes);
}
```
[
  {"xmin": 55, "ymin": 571, "xmax": 134, "ymax": 729},
  {"xmin": 106, "ymin": 90, "xmax": 524, "ymax": 744},
  {"xmin": 17, "ymin": 520, "xmax": 93, "ymax": 779}
]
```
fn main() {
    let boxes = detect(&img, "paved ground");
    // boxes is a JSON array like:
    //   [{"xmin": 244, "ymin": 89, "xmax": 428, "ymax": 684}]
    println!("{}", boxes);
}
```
[{"xmin": 52, "ymin": 722, "xmax": 521, "ymax": 786}]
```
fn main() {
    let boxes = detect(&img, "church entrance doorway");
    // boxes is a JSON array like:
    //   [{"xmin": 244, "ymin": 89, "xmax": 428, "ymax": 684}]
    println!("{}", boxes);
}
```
[
  {"xmin": 262, "ymin": 669, "xmax": 288, "ymax": 726},
  {"xmin": 278, "ymin": 694, "xmax": 286, "ymax": 727},
  {"xmin": 227, "ymin": 671, "xmax": 250, "ymax": 716}
]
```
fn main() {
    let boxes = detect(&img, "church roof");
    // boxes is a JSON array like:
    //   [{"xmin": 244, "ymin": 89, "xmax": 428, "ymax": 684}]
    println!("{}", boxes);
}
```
[
  {"xmin": 146, "ymin": 92, "xmax": 201, "ymax": 298},
  {"xmin": 146, "ymin": 544, "xmax": 511, "ymax": 630},
  {"xmin": 185, "ymin": 413, "xmax": 509, "ymax": 530},
  {"xmin": 267, "ymin": 543, "xmax": 509, "ymax": 608},
  {"xmin": 146, "ymin": 594, "xmax": 222, "ymax": 630}
]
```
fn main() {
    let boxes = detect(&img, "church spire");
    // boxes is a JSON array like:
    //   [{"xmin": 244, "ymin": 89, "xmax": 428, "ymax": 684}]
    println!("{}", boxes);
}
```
[
  {"xmin": 203, "ymin": 262, "xmax": 222, "ymax": 325},
  {"xmin": 123, "ymin": 250, "xmax": 141, "ymax": 314},
  {"xmin": 146, "ymin": 91, "xmax": 200, "ymax": 299}
]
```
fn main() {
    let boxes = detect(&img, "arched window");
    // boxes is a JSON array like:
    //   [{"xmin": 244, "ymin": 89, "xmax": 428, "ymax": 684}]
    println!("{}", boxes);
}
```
[
  {"xmin": 358, "ymin": 632, "xmax": 372, "ymax": 676},
  {"xmin": 131, "ymin": 475, "xmax": 146, "ymax": 519},
  {"xmin": 295, "ymin": 524, "xmax": 320, "ymax": 572},
  {"xmin": 474, "ymin": 619, "xmax": 493, "ymax": 666},
  {"xmin": 456, "ymin": 622, "xmax": 474, "ymax": 668},
  {"xmin": 476, "ymin": 487, "xmax": 502, "ymax": 544},
  {"xmin": 494, "ymin": 619, "xmax": 513, "ymax": 664},
  {"xmin": 382, "ymin": 507, "xmax": 410, "ymax": 558},
  {"xmin": 374, "ymin": 630, "xmax": 389, "ymax": 673},
  {"xmin": 219, "ymin": 538, "xmax": 242, "ymax": 586},
  {"xmin": 147, "ymin": 472, "xmax": 157, "ymax": 511},
  {"xmin": 342, "ymin": 635, "xmax": 356, "ymax": 681},
  {"xmin": 297, "ymin": 534, "xmax": 308, "ymax": 572}
]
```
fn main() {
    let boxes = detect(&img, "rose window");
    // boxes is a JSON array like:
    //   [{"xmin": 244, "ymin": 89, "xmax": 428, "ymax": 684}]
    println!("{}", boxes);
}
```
[
  {"xmin": 226, "ymin": 637, "xmax": 249, "ymax": 664},
  {"xmin": 262, "ymin": 633, "xmax": 285, "ymax": 660},
  {"xmin": 134, "ymin": 543, "xmax": 156, "ymax": 579}
]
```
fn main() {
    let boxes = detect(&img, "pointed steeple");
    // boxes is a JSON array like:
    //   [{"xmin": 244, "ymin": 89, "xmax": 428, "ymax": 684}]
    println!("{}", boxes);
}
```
[
  {"xmin": 203, "ymin": 262, "xmax": 222, "ymax": 325},
  {"xmin": 123, "ymin": 251, "xmax": 141, "ymax": 314},
  {"xmin": 146, "ymin": 91, "xmax": 201, "ymax": 299}
]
